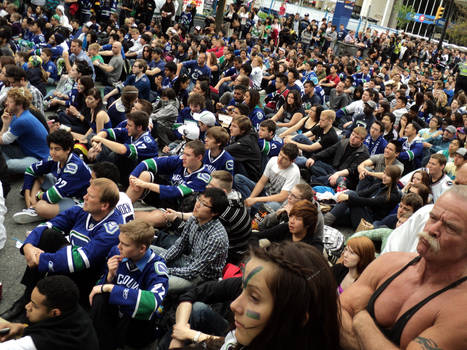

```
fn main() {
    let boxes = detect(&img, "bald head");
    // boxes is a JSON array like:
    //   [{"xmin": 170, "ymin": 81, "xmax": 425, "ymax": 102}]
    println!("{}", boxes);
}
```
[
  {"xmin": 112, "ymin": 42, "xmax": 122, "ymax": 55},
  {"xmin": 454, "ymin": 163, "xmax": 467, "ymax": 185}
]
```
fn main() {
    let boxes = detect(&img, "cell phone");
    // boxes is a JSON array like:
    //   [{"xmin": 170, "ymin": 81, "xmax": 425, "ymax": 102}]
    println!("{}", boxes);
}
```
[{"xmin": 0, "ymin": 328, "xmax": 10, "ymax": 335}]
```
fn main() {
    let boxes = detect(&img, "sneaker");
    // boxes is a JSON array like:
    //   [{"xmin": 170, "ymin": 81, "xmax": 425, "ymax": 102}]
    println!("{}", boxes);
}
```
[{"xmin": 13, "ymin": 208, "xmax": 42, "ymax": 224}]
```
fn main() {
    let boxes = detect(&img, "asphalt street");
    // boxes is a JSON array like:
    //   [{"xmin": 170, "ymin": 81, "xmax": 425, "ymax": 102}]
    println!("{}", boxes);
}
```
[{"xmin": 0, "ymin": 180, "xmax": 34, "ymax": 313}]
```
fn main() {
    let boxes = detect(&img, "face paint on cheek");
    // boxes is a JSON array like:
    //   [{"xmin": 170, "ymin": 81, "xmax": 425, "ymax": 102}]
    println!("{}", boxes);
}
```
[{"xmin": 246, "ymin": 309, "xmax": 261, "ymax": 320}]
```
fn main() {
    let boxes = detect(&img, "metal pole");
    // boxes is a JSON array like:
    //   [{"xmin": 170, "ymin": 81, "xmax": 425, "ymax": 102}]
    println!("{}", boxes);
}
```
[
  {"xmin": 268, "ymin": 0, "xmax": 275, "ymax": 14},
  {"xmin": 437, "ymin": 0, "xmax": 454, "ymax": 51}
]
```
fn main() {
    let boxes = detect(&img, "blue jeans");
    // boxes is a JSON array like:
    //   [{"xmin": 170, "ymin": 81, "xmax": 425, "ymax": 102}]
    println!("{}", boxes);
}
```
[
  {"xmin": 234, "ymin": 174, "xmax": 283, "ymax": 213},
  {"xmin": 190, "ymin": 302, "xmax": 229, "ymax": 336},
  {"xmin": 292, "ymin": 134, "xmax": 314, "ymax": 145},
  {"xmin": 1, "ymin": 144, "xmax": 39, "ymax": 174},
  {"xmin": 310, "ymin": 160, "xmax": 346, "ymax": 187},
  {"xmin": 234, "ymin": 173, "xmax": 258, "ymax": 200},
  {"xmin": 295, "ymin": 156, "xmax": 308, "ymax": 167}
]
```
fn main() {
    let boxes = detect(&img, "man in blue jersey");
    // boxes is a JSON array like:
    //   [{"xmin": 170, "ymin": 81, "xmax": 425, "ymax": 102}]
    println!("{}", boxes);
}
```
[
  {"xmin": 203, "ymin": 126, "xmax": 234, "ymax": 175},
  {"xmin": 0, "ymin": 178, "xmax": 123, "ymax": 321},
  {"xmin": 89, "ymin": 220, "xmax": 168, "ymax": 350},
  {"xmin": 176, "ymin": 52, "xmax": 211, "ymax": 88},
  {"xmin": 258, "ymin": 119, "xmax": 284, "ymax": 170},
  {"xmin": 0, "ymin": 87, "xmax": 49, "ymax": 174},
  {"xmin": 127, "ymin": 140, "xmax": 211, "ymax": 214},
  {"xmin": 90, "ymin": 111, "xmax": 158, "ymax": 186},
  {"xmin": 13, "ymin": 130, "xmax": 91, "ymax": 224}
]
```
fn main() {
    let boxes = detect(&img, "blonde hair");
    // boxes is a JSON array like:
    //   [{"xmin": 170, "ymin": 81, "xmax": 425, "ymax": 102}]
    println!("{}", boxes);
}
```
[
  {"xmin": 7, "ymin": 88, "xmax": 32, "ymax": 109},
  {"xmin": 119, "ymin": 219, "xmax": 155, "ymax": 248},
  {"xmin": 321, "ymin": 109, "xmax": 336, "ymax": 122},
  {"xmin": 88, "ymin": 43, "xmax": 101, "ymax": 52}
]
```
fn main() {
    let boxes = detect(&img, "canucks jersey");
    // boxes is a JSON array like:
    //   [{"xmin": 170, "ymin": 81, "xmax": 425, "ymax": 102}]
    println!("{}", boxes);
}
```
[
  {"xmin": 131, "ymin": 156, "xmax": 211, "ymax": 199},
  {"xmin": 99, "ymin": 246, "xmax": 169, "ymax": 320},
  {"xmin": 105, "ymin": 128, "xmax": 158, "ymax": 161},
  {"xmin": 258, "ymin": 136, "xmax": 283, "ymax": 158},
  {"xmin": 23, "ymin": 153, "xmax": 91, "ymax": 203},
  {"xmin": 23, "ymin": 205, "xmax": 124, "ymax": 274},
  {"xmin": 248, "ymin": 107, "xmax": 265, "ymax": 131},
  {"xmin": 116, "ymin": 192, "xmax": 134, "ymax": 223},
  {"xmin": 398, "ymin": 136, "xmax": 424, "ymax": 169},
  {"xmin": 203, "ymin": 150, "xmax": 234, "ymax": 175},
  {"xmin": 352, "ymin": 72, "xmax": 372, "ymax": 87}
]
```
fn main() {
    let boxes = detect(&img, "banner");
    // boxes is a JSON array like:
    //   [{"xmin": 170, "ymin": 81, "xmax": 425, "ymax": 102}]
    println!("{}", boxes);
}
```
[
  {"xmin": 183, "ymin": 0, "xmax": 205, "ymax": 15},
  {"xmin": 332, "ymin": 0, "xmax": 355, "ymax": 30}
]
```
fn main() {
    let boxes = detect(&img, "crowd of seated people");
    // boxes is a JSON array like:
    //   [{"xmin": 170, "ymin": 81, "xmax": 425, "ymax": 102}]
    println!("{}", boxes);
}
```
[{"xmin": 0, "ymin": 1, "xmax": 467, "ymax": 349}]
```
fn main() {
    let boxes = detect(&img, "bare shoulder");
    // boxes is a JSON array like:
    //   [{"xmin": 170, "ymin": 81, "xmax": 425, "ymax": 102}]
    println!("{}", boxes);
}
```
[
  {"xmin": 340, "ymin": 252, "xmax": 417, "ymax": 316},
  {"xmin": 361, "ymin": 252, "xmax": 418, "ymax": 286}
]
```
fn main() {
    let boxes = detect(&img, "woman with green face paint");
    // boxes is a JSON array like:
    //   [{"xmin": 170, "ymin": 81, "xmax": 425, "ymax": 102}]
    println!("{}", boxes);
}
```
[
  {"xmin": 168, "ymin": 242, "xmax": 340, "ymax": 350},
  {"xmin": 224, "ymin": 241, "xmax": 340, "ymax": 350}
]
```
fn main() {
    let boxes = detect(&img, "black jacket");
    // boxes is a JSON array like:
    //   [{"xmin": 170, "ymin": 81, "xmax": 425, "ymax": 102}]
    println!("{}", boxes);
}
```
[
  {"xmin": 23, "ymin": 305, "xmax": 99, "ymax": 350},
  {"xmin": 348, "ymin": 183, "xmax": 401, "ymax": 220},
  {"xmin": 225, "ymin": 131, "xmax": 262, "ymax": 181},
  {"xmin": 251, "ymin": 223, "xmax": 324, "ymax": 253},
  {"xmin": 312, "ymin": 138, "xmax": 369, "ymax": 188}
]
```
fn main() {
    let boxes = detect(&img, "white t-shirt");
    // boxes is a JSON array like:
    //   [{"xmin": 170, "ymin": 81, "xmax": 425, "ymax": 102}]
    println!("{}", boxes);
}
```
[
  {"xmin": 382, "ymin": 204, "xmax": 433, "ymax": 254},
  {"xmin": 116, "ymin": 192, "xmax": 135, "ymax": 223},
  {"xmin": 250, "ymin": 66, "xmax": 263, "ymax": 90},
  {"xmin": 0, "ymin": 335, "xmax": 37, "ymax": 350},
  {"xmin": 263, "ymin": 157, "xmax": 301, "ymax": 196}
]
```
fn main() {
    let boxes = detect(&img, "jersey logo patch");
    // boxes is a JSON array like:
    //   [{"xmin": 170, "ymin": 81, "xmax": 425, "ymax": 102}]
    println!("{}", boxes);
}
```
[
  {"xmin": 225, "ymin": 160, "xmax": 234, "ymax": 171},
  {"xmin": 64, "ymin": 163, "xmax": 78, "ymax": 175},
  {"xmin": 154, "ymin": 261, "xmax": 169, "ymax": 277},
  {"xmin": 197, "ymin": 173, "xmax": 211, "ymax": 183},
  {"xmin": 104, "ymin": 222, "xmax": 119, "ymax": 235}
]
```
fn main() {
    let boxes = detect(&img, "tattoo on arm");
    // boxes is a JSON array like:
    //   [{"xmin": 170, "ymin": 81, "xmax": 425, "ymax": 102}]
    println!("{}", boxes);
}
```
[{"xmin": 414, "ymin": 337, "xmax": 442, "ymax": 350}]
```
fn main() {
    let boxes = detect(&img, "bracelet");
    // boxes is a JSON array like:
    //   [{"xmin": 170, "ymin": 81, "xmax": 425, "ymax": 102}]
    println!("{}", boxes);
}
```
[
  {"xmin": 101, "ymin": 284, "xmax": 105, "ymax": 293},
  {"xmin": 181, "ymin": 212, "xmax": 184, "ymax": 220},
  {"xmin": 193, "ymin": 331, "xmax": 201, "ymax": 343}
]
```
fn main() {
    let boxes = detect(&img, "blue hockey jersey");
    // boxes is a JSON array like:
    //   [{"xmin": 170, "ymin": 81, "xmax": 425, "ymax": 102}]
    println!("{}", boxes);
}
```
[
  {"xmin": 98, "ymin": 246, "xmax": 169, "ymax": 320},
  {"xmin": 203, "ymin": 149, "xmax": 234, "ymax": 175},
  {"xmin": 258, "ymin": 136, "xmax": 283, "ymax": 158},
  {"xmin": 23, "ymin": 153, "xmax": 91, "ymax": 203},
  {"xmin": 105, "ymin": 128, "xmax": 158, "ymax": 161},
  {"xmin": 248, "ymin": 106, "xmax": 265, "ymax": 131},
  {"xmin": 398, "ymin": 136, "xmax": 424, "ymax": 169},
  {"xmin": 131, "ymin": 156, "xmax": 211, "ymax": 199},
  {"xmin": 23, "ymin": 205, "xmax": 124, "ymax": 274}
]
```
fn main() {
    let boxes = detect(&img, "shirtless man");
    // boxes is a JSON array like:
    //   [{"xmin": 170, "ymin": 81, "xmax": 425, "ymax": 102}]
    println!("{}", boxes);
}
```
[{"xmin": 340, "ymin": 185, "xmax": 467, "ymax": 350}]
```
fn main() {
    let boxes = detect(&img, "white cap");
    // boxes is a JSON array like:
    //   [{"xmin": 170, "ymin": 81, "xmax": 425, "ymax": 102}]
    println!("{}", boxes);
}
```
[
  {"xmin": 177, "ymin": 124, "xmax": 200, "ymax": 140},
  {"xmin": 193, "ymin": 110, "xmax": 216, "ymax": 126}
]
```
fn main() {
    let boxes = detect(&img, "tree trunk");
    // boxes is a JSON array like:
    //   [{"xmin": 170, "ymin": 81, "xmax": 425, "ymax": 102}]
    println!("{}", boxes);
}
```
[{"xmin": 215, "ymin": 0, "xmax": 226, "ymax": 32}]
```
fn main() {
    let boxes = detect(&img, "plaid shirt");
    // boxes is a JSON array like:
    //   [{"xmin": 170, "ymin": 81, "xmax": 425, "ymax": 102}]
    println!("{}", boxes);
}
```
[{"xmin": 162, "ymin": 216, "xmax": 228, "ymax": 281}]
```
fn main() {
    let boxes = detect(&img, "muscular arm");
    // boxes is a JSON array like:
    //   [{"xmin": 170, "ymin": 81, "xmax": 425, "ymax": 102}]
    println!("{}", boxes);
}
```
[{"xmin": 340, "ymin": 253, "xmax": 416, "ymax": 350}]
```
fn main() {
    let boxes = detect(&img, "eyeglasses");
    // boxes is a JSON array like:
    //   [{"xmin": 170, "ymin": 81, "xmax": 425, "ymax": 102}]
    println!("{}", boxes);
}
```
[{"xmin": 196, "ymin": 195, "xmax": 213, "ymax": 209}]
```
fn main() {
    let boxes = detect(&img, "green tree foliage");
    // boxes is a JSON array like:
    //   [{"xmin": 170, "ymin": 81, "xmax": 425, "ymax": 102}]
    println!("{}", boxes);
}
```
[
  {"xmin": 447, "ymin": 4, "xmax": 467, "ymax": 46},
  {"xmin": 395, "ymin": 0, "xmax": 416, "ymax": 29}
]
